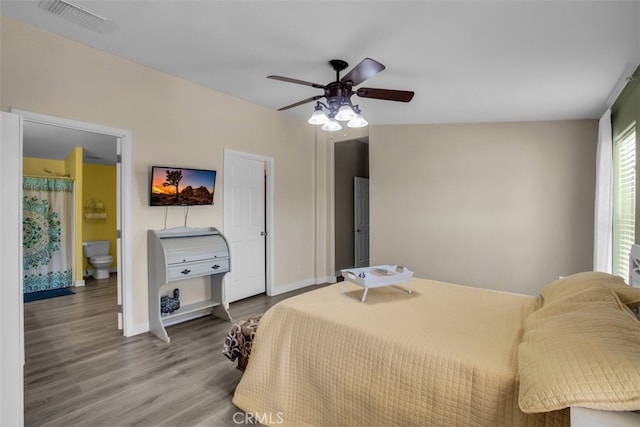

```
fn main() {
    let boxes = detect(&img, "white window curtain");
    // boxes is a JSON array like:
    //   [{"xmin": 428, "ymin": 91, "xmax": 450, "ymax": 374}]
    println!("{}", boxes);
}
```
[
  {"xmin": 612, "ymin": 124, "xmax": 636, "ymax": 279},
  {"xmin": 594, "ymin": 109, "xmax": 613, "ymax": 273}
]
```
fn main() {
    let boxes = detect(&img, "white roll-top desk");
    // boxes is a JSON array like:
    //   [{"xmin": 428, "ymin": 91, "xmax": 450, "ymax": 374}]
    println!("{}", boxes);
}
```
[{"xmin": 148, "ymin": 227, "xmax": 232, "ymax": 342}]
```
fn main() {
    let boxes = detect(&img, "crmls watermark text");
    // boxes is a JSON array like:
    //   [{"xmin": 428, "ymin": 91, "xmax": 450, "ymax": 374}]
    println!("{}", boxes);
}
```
[{"xmin": 233, "ymin": 411, "xmax": 285, "ymax": 425}]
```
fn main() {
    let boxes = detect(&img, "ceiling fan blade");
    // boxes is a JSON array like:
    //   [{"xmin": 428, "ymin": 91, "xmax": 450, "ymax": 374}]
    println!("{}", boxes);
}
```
[
  {"xmin": 267, "ymin": 75, "xmax": 325, "ymax": 89},
  {"xmin": 356, "ymin": 87, "xmax": 415, "ymax": 102},
  {"xmin": 341, "ymin": 58, "xmax": 385, "ymax": 86},
  {"xmin": 277, "ymin": 95, "xmax": 323, "ymax": 111}
]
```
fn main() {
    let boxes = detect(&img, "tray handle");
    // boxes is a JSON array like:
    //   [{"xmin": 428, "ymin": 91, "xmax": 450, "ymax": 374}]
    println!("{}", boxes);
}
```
[{"xmin": 344, "ymin": 270, "xmax": 358, "ymax": 280}]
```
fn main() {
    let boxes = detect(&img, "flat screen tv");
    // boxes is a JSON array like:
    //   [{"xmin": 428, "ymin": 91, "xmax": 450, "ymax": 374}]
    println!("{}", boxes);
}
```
[{"xmin": 150, "ymin": 166, "xmax": 216, "ymax": 206}]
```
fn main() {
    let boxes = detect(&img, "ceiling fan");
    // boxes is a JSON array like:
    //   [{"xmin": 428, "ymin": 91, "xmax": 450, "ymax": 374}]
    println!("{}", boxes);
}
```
[{"xmin": 267, "ymin": 58, "xmax": 415, "ymax": 131}]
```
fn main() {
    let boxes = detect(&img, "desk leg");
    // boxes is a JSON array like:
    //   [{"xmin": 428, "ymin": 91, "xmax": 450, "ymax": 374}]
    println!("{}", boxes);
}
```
[
  {"xmin": 341, "ymin": 281, "xmax": 346, "ymax": 294},
  {"xmin": 148, "ymin": 285, "xmax": 170, "ymax": 343},
  {"xmin": 361, "ymin": 287, "xmax": 369, "ymax": 302},
  {"xmin": 211, "ymin": 274, "xmax": 232, "ymax": 321},
  {"xmin": 150, "ymin": 324, "xmax": 170, "ymax": 343},
  {"xmin": 212, "ymin": 304, "xmax": 232, "ymax": 322}
]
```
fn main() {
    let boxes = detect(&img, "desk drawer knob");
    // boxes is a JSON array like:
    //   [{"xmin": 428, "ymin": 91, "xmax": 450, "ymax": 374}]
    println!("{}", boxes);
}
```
[
  {"xmin": 212, "ymin": 264, "xmax": 220, "ymax": 270},
  {"xmin": 181, "ymin": 269, "xmax": 191, "ymax": 275}
]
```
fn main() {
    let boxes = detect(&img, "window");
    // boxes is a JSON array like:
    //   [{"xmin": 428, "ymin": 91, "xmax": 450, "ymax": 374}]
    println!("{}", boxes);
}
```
[{"xmin": 612, "ymin": 123, "xmax": 636, "ymax": 278}]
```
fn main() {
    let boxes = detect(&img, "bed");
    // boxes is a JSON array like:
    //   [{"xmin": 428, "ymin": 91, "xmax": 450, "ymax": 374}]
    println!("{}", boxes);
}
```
[{"xmin": 232, "ymin": 272, "xmax": 640, "ymax": 426}]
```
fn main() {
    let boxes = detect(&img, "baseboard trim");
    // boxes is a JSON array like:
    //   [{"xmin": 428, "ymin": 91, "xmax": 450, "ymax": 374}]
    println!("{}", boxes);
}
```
[
  {"xmin": 317, "ymin": 275, "xmax": 338, "ymax": 284},
  {"xmin": 127, "ymin": 321, "xmax": 150, "ymax": 337},
  {"xmin": 74, "ymin": 280, "xmax": 85, "ymax": 287},
  {"xmin": 268, "ymin": 278, "xmax": 314, "ymax": 296},
  {"xmin": 126, "ymin": 310, "xmax": 217, "ymax": 337},
  {"xmin": 268, "ymin": 276, "xmax": 338, "ymax": 297}
]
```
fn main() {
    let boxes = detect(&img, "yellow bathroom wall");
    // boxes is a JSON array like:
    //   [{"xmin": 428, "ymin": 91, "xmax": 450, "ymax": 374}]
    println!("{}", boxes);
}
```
[
  {"xmin": 23, "ymin": 157, "xmax": 65, "ymax": 176},
  {"xmin": 82, "ymin": 163, "xmax": 117, "ymax": 269},
  {"xmin": 64, "ymin": 147, "xmax": 84, "ymax": 283}
]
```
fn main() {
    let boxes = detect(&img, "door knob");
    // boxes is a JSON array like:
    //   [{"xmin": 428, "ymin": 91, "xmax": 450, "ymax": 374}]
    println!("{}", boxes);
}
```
[{"xmin": 260, "ymin": 231, "xmax": 267, "ymax": 236}]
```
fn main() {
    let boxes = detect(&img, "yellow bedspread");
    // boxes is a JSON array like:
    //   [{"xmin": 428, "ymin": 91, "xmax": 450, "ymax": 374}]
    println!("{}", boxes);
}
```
[{"xmin": 232, "ymin": 278, "xmax": 568, "ymax": 426}]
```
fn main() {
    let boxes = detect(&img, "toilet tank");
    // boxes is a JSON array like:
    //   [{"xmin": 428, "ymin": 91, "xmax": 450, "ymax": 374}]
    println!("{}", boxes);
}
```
[{"xmin": 82, "ymin": 240, "xmax": 110, "ymax": 257}]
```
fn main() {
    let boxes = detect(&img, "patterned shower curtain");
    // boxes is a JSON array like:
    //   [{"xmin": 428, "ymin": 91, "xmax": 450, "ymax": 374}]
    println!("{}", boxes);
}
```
[{"xmin": 23, "ymin": 177, "xmax": 73, "ymax": 293}]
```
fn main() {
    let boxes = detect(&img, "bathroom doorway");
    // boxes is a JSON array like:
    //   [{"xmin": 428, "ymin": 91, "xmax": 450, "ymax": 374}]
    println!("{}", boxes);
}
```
[{"xmin": 14, "ymin": 109, "xmax": 133, "ymax": 335}]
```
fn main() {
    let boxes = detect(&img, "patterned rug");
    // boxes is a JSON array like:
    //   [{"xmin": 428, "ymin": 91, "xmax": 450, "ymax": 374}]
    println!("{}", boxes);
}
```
[{"xmin": 24, "ymin": 288, "xmax": 75, "ymax": 303}]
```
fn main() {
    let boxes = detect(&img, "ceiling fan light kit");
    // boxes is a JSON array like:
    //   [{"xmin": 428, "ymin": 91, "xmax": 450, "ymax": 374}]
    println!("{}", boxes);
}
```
[
  {"xmin": 347, "ymin": 113, "xmax": 368, "ymax": 129},
  {"xmin": 335, "ymin": 105, "xmax": 358, "ymax": 121},
  {"xmin": 307, "ymin": 104, "xmax": 329, "ymax": 125},
  {"xmin": 322, "ymin": 118, "xmax": 343, "ymax": 132},
  {"xmin": 268, "ymin": 58, "xmax": 414, "ymax": 132}
]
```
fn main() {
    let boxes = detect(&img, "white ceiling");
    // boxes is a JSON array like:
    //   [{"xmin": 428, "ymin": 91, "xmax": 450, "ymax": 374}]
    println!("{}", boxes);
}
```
[
  {"xmin": 21, "ymin": 121, "xmax": 118, "ymax": 165},
  {"xmin": 2, "ymin": 0, "xmax": 640, "ymax": 161}
]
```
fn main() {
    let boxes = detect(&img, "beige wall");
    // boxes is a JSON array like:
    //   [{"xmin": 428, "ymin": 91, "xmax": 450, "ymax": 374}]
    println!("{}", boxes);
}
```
[
  {"xmin": 370, "ymin": 120, "xmax": 598, "ymax": 295},
  {"xmin": 1, "ymin": 17, "xmax": 603, "ymax": 323},
  {"xmin": 1, "ymin": 17, "xmax": 316, "ymax": 330}
]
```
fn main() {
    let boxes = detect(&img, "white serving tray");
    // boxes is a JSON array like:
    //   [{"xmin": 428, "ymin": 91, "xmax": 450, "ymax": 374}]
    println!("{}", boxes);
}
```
[{"xmin": 340, "ymin": 265, "xmax": 413, "ymax": 302}]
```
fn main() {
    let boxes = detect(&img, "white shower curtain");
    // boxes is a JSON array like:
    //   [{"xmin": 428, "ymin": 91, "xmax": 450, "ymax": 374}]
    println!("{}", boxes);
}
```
[{"xmin": 23, "ymin": 176, "xmax": 73, "ymax": 293}]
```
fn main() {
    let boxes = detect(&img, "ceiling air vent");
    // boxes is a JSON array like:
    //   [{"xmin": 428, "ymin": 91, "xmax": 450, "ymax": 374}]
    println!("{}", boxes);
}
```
[{"xmin": 37, "ymin": 0, "xmax": 116, "ymax": 34}]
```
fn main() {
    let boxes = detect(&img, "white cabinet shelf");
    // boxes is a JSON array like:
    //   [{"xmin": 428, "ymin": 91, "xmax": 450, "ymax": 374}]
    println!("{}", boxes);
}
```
[{"xmin": 148, "ymin": 227, "xmax": 232, "ymax": 342}]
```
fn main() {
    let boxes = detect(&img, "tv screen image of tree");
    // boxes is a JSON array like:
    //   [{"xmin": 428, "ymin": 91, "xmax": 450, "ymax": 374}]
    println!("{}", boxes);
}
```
[{"xmin": 150, "ymin": 167, "xmax": 216, "ymax": 206}]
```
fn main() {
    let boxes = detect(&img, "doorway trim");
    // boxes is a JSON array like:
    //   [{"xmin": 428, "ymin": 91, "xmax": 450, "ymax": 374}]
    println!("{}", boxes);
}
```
[
  {"xmin": 12, "ymin": 109, "xmax": 135, "ymax": 336},
  {"xmin": 1, "ymin": 112, "xmax": 25, "ymax": 427},
  {"xmin": 223, "ymin": 149, "xmax": 274, "ymax": 297}
]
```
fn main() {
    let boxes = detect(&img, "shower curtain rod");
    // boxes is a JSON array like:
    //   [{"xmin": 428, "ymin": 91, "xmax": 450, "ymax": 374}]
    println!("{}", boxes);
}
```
[{"xmin": 23, "ymin": 174, "xmax": 75, "ymax": 180}]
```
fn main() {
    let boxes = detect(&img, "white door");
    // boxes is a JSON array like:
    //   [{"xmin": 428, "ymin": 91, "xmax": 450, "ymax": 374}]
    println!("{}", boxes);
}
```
[
  {"xmin": 354, "ymin": 177, "xmax": 370, "ymax": 267},
  {"xmin": 224, "ymin": 154, "xmax": 266, "ymax": 302},
  {"xmin": 0, "ymin": 111, "xmax": 25, "ymax": 426}
]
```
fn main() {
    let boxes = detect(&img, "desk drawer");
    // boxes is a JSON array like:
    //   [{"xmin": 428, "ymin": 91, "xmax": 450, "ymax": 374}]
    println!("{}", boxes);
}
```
[{"xmin": 168, "ymin": 258, "xmax": 229, "ymax": 281}]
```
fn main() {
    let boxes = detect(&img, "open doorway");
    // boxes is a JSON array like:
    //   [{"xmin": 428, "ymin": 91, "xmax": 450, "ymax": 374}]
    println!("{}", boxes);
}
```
[
  {"xmin": 14, "ymin": 109, "xmax": 134, "ymax": 335},
  {"xmin": 22, "ymin": 121, "xmax": 118, "ymax": 287},
  {"xmin": 334, "ymin": 138, "xmax": 369, "ymax": 274}
]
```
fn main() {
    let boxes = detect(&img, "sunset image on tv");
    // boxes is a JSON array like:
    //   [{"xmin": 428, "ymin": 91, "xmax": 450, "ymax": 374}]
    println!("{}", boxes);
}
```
[{"xmin": 150, "ymin": 167, "xmax": 216, "ymax": 206}]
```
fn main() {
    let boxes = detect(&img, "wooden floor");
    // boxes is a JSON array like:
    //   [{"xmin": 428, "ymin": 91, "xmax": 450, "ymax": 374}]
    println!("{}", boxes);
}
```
[{"xmin": 24, "ymin": 275, "xmax": 322, "ymax": 426}]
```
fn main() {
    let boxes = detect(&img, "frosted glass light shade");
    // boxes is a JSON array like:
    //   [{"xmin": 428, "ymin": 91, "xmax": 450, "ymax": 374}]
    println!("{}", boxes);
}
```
[
  {"xmin": 308, "ymin": 109, "xmax": 329, "ymax": 125},
  {"xmin": 335, "ymin": 105, "xmax": 357, "ymax": 121},
  {"xmin": 322, "ymin": 118, "xmax": 342, "ymax": 131},
  {"xmin": 347, "ymin": 114, "xmax": 368, "ymax": 128}
]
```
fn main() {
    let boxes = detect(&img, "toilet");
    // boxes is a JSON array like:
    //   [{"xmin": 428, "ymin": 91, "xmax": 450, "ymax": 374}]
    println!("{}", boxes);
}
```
[{"xmin": 82, "ymin": 240, "xmax": 113, "ymax": 279}]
